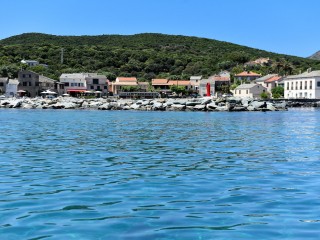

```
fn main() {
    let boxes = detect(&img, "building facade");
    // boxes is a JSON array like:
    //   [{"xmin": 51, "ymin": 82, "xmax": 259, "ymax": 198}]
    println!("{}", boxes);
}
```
[
  {"xmin": 18, "ymin": 70, "xmax": 55, "ymax": 97},
  {"xmin": 233, "ymin": 84, "xmax": 267, "ymax": 98},
  {"xmin": 111, "ymin": 77, "xmax": 148, "ymax": 95},
  {"xmin": 85, "ymin": 74, "xmax": 109, "ymax": 95},
  {"xmin": 59, "ymin": 73, "xmax": 88, "ymax": 95},
  {"xmin": 5, "ymin": 79, "xmax": 19, "ymax": 97},
  {"xmin": 284, "ymin": 70, "xmax": 320, "ymax": 99}
]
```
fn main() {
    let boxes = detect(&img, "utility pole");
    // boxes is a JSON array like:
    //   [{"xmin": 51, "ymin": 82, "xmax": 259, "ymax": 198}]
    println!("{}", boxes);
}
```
[{"xmin": 61, "ymin": 48, "xmax": 64, "ymax": 64}]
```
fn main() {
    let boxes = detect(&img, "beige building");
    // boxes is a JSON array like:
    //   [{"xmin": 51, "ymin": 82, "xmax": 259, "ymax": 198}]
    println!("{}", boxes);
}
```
[
  {"xmin": 111, "ymin": 77, "xmax": 148, "ymax": 95},
  {"xmin": 233, "ymin": 84, "xmax": 267, "ymax": 98}
]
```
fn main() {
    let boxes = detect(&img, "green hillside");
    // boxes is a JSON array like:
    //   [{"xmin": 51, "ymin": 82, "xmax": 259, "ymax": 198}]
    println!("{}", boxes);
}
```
[{"xmin": 0, "ymin": 32, "xmax": 319, "ymax": 80}]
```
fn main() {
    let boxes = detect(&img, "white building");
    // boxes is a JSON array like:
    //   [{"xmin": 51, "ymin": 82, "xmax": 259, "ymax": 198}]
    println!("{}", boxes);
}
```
[
  {"xmin": 233, "ymin": 84, "xmax": 267, "ymax": 98},
  {"xmin": 5, "ymin": 79, "xmax": 19, "ymax": 97},
  {"xmin": 284, "ymin": 70, "xmax": 320, "ymax": 99},
  {"xmin": 21, "ymin": 60, "xmax": 39, "ymax": 67},
  {"xmin": 60, "ymin": 73, "xmax": 90, "ymax": 95}
]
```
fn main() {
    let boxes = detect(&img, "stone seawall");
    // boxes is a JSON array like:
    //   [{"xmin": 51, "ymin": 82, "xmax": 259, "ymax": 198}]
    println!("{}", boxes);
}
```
[{"xmin": 0, "ymin": 96, "xmax": 293, "ymax": 112}]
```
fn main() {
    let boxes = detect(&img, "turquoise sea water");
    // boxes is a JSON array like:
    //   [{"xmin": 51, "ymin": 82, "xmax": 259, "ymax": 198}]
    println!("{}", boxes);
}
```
[{"xmin": 0, "ymin": 108, "xmax": 320, "ymax": 239}]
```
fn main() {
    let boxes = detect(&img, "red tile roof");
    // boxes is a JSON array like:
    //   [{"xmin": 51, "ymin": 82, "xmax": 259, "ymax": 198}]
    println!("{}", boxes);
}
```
[
  {"xmin": 235, "ymin": 71, "xmax": 261, "ymax": 77},
  {"xmin": 168, "ymin": 80, "xmax": 190, "ymax": 86},
  {"xmin": 265, "ymin": 76, "xmax": 282, "ymax": 83},
  {"xmin": 152, "ymin": 79, "xmax": 169, "ymax": 85}
]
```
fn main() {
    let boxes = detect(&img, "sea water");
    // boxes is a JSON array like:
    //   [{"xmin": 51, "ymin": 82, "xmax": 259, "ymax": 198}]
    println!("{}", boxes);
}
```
[{"xmin": 0, "ymin": 108, "xmax": 320, "ymax": 239}]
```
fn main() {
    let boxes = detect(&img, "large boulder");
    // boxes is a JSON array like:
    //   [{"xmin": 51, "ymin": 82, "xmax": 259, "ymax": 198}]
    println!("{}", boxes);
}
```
[
  {"xmin": 193, "ymin": 104, "xmax": 206, "ymax": 111},
  {"xmin": 171, "ymin": 104, "xmax": 186, "ymax": 111}
]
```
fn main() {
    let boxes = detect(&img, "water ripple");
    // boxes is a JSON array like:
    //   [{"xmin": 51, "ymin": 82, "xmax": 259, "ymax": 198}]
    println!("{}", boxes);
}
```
[{"xmin": 1, "ymin": 109, "xmax": 320, "ymax": 239}]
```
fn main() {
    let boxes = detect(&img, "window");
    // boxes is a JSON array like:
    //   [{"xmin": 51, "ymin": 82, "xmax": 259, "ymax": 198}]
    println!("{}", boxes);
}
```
[
  {"xmin": 29, "ymin": 74, "xmax": 31, "ymax": 78},
  {"xmin": 305, "ymin": 81, "xmax": 307, "ymax": 89},
  {"xmin": 317, "ymin": 81, "xmax": 320, "ymax": 87},
  {"xmin": 300, "ymin": 81, "xmax": 302, "ymax": 90},
  {"xmin": 287, "ymin": 82, "xmax": 289, "ymax": 90},
  {"xmin": 104, "ymin": 86, "xmax": 108, "ymax": 89},
  {"xmin": 64, "ymin": 82, "xmax": 69, "ymax": 87},
  {"xmin": 90, "ymin": 86, "xmax": 94, "ymax": 89},
  {"xmin": 80, "ymin": 83, "xmax": 84, "ymax": 87},
  {"xmin": 93, "ymin": 79, "xmax": 99, "ymax": 84},
  {"xmin": 291, "ymin": 82, "xmax": 293, "ymax": 90},
  {"xmin": 71, "ymin": 83, "xmax": 75, "ymax": 87},
  {"xmin": 310, "ymin": 81, "xmax": 312, "ymax": 89},
  {"xmin": 22, "ymin": 74, "xmax": 26, "ymax": 78},
  {"xmin": 35, "ymin": 82, "xmax": 39, "ymax": 86},
  {"xmin": 246, "ymin": 90, "xmax": 248, "ymax": 94},
  {"xmin": 23, "ymin": 82, "xmax": 27, "ymax": 86},
  {"xmin": 96, "ymin": 86, "xmax": 101, "ymax": 91},
  {"xmin": 0, "ymin": 82, "xmax": 3, "ymax": 86},
  {"xmin": 295, "ymin": 82, "xmax": 298, "ymax": 90},
  {"xmin": 28, "ymin": 82, "xmax": 32, "ymax": 86}
]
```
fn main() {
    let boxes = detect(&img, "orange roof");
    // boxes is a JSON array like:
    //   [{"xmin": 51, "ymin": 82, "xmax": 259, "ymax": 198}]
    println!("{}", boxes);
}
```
[
  {"xmin": 152, "ymin": 79, "xmax": 169, "ymax": 85},
  {"xmin": 211, "ymin": 76, "xmax": 230, "ymax": 82},
  {"xmin": 235, "ymin": 71, "xmax": 261, "ymax": 77},
  {"xmin": 265, "ymin": 76, "xmax": 282, "ymax": 83},
  {"xmin": 168, "ymin": 80, "xmax": 190, "ymax": 86},
  {"xmin": 117, "ymin": 77, "xmax": 137, "ymax": 82}
]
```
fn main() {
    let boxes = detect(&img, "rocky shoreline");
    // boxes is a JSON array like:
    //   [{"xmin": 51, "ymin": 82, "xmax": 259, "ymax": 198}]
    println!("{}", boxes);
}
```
[{"xmin": 0, "ymin": 96, "xmax": 295, "ymax": 112}]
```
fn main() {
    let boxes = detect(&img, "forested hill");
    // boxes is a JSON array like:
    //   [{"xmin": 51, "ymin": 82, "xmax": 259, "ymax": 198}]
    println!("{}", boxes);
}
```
[{"xmin": 0, "ymin": 33, "xmax": 319, "ymax": 80}]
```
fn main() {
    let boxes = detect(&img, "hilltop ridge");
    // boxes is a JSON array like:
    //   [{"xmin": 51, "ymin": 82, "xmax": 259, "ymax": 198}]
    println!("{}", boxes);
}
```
[{"xmin": 0, "ymin": 32, "xmax": 319, "ymax": 80}]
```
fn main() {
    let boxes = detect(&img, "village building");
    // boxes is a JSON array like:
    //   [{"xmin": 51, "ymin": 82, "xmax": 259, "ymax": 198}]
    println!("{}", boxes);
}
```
[
  {"xmin": 151, "ymin": 79, "xmax": 192, "ymax": 94},
  {"xmin": 284, "ymin": 70, "xmax": 320, "ymax": 99},
  {"xmin": 18, "ymin": 70, "xmax": 56, "ymax": 97},
  {"xmin": 85, "ymin": 74, "xmax": 109, "ymax": 96},
  {"xmin": 244, "ymin": 58, "xmax": 271, "ymax": 68},
  {"xmin": 59, "ymin": 73, "xmax": 89, "ymax": 95},
  {"xmin": 254, "ymin": 74, "xmax": 283, "ymax": 94},
  {"xmin": 189, "ymin": 76, "xmax": 202, "ymax": 93},
  {"xmin": 234, "ymin": 71, "xmax": 262, "ymax": 83},
  {"xmin": 111, "ymin": 77, "xmax": 148, "ymax": 95},
  {"xmin": 21, "ymin": 60, "xmax": 39, "ymax": 67},
  {"xmin": 5, "ymin": 79, "xmax": 19, "ymax": 97},
  {"xmin": 233, "ymin": 83, "xmax": 267, "ymax": 98}
]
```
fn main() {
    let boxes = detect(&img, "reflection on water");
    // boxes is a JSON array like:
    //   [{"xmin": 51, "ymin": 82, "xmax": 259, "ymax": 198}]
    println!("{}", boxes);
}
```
[{"xmin": 0, "ymin": 109, "xmax": 320, "ymax": 239}]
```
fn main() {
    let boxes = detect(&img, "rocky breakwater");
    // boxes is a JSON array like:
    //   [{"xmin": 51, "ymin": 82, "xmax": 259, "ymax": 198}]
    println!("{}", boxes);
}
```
[{"xmin": 0, "ymin": 96, "xmax": 288, "ymax": 112}]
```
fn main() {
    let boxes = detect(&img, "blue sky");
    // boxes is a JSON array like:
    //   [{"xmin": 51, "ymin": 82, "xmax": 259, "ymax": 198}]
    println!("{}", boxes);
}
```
[{"xmin": 1, "ymin": 0, "xmax": 319, "ymax": 57}]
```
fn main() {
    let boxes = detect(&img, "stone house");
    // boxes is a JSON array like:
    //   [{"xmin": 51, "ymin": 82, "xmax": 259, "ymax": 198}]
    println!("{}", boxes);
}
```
[{"xmin": 18, "ymin": 70, "xmax": 56, "ymax": 97}]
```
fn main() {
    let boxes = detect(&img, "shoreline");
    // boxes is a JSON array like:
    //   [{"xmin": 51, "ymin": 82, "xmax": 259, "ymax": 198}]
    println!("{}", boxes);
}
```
[{"xmin": 0, "ymin": 96, "xmax": 294, "ymax": 112}]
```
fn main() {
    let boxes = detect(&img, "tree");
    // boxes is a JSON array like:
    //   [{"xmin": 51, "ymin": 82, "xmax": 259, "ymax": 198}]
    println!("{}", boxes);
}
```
[
  {"xmin": 170, "ymin": 85, "xmax": 186, "ymax": 95},
  {"xmin": 260, "ymin": 92, "xmax": 270, "ymax": 99},
  {"xmin": 271, "ymin": 86, "xmax": 284, "ymax": 98}
]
